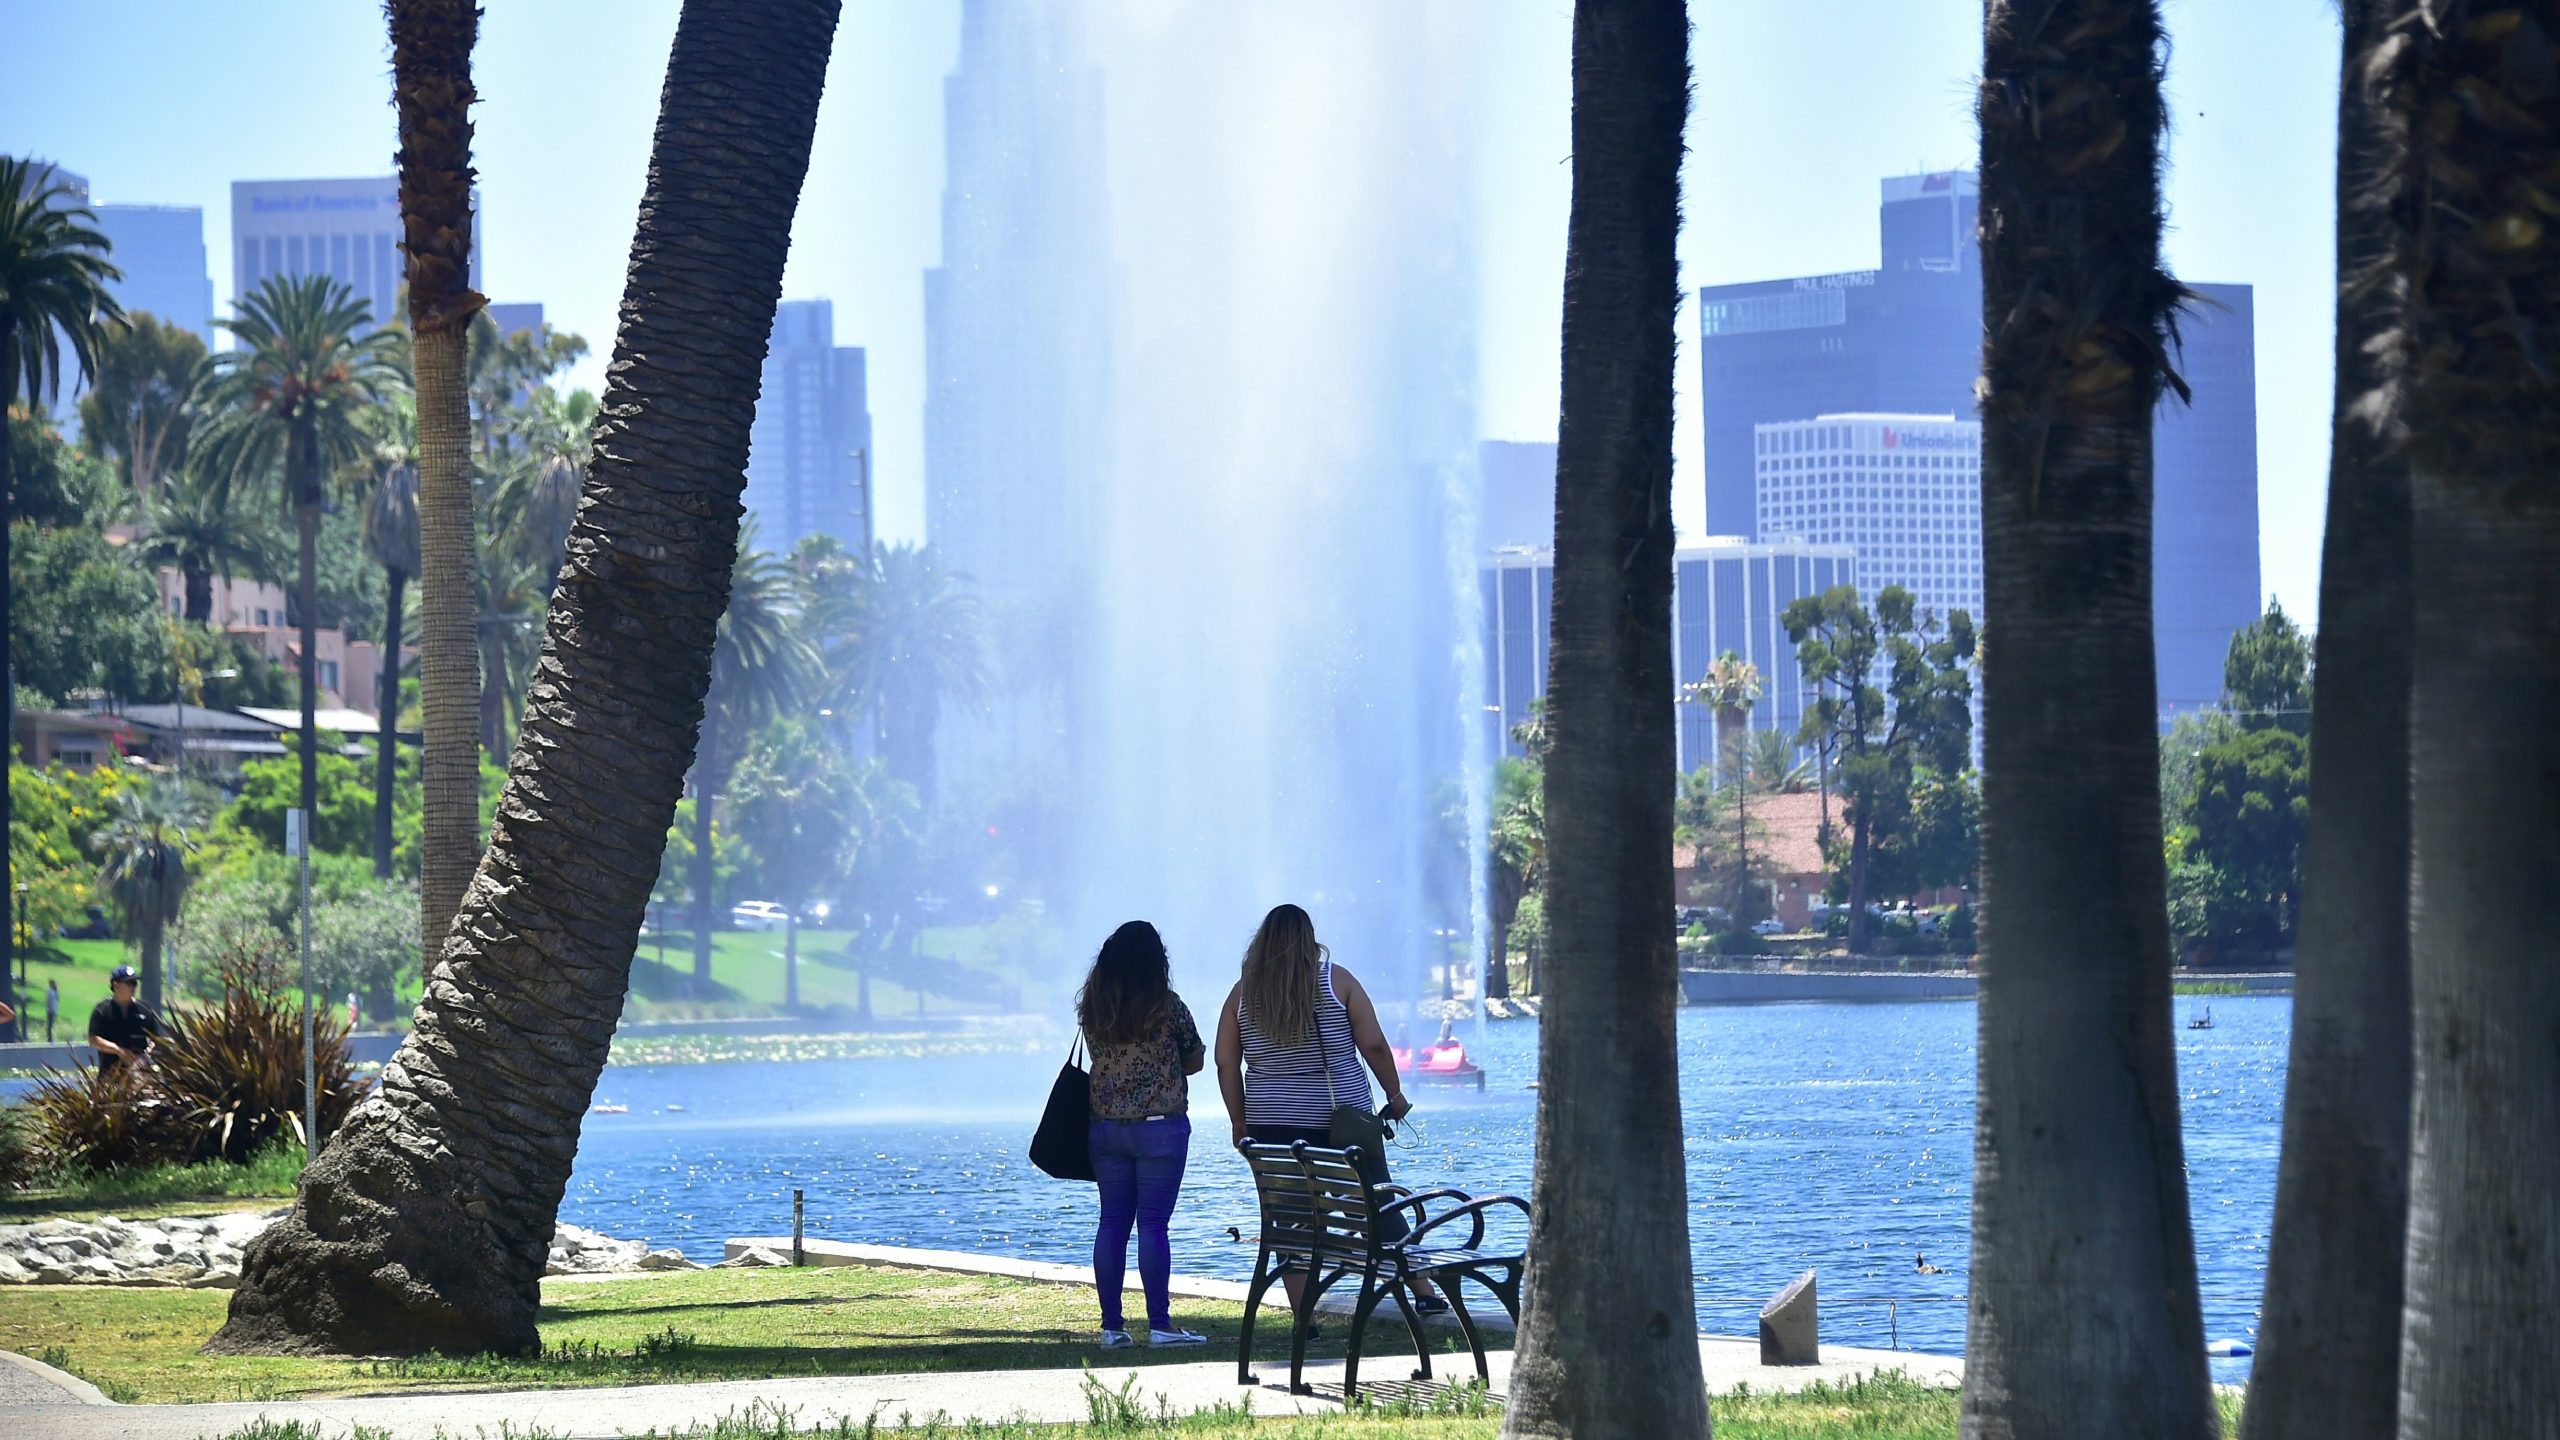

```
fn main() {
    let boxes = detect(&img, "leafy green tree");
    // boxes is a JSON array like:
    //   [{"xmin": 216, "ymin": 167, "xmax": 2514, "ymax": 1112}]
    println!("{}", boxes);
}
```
[
  {"xmin": 7, "ymin": 403, "xmax": 123, "ymax": 527},
  {"xmin": 76, "ymin": 312, "xmax": 204, "ymax": 500},
  {"xmin": 90, "ymin": 776, "xmax": 209, "ymax": 1008},
  {"xmin": 2223, "ymin": 599, "xmax": 2312, "ymax": 736},
  {"xmin": 137, "ymin": 467, "xmax": 287, "ymax": 622},
  {"xmin": 2180, "ymin": 728, "xmax": 2309, "ymax": 951},
  {"xmin": 192, "ymin": 274, "xmax": 406, "ymax": 944},
  {"xmin": 9, "ymin": 759, "xmax": 131, "ymax": 938},
  {"xmin": 1861, "ymin": 767, "xmax": 1981, "ymax": 901},
  {"xmin": 8, "ymin": 521, "xmax": 175, "ymax": 703},
  {"xmin": 1675, "ymin": 763, "xmax": 1773, "ymax": 929},
  {"xmin": 1783, "ymin": 583, "xmax": 1974, "ymax": 950},
  {"xmin": 1486, "ymin": 706, "xmax": 1548, "ymax": 998},
  {"xmin": 1, "ymin": 155, "xmax": 123, "ymax": 1041}
]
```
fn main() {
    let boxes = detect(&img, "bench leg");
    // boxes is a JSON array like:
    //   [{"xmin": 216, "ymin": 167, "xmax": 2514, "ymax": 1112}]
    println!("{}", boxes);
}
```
[
  {"xmin": 1438, "ymin": 1271, "xmax": 1490, "ymax": 1382},
  {"xmin": 1238, "ymin": 1255, "xmax": 1282, "ymax": 1386},
  {"xmin": 1390, "ymin": 1278, "xmax": 1433, "ymax": 1382},
  {"xmin": 1290, "ymin": 1267, "xmax": 1339, "ymax": 1396},
  {"xmin": 1345, "ymin": 1274, "xmax": 1388, "ymax": 1399}
]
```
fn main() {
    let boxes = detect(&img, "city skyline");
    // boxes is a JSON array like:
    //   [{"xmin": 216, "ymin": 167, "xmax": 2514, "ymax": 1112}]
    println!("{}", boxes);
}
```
[{"xmin": 0, "ymin": 1, "xmax": 2341, "ymax": 619}]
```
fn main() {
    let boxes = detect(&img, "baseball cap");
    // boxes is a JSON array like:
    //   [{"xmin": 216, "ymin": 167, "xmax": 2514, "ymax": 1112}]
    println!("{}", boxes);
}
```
[{"xmin": 110, "ymin": 964, "xmax": 139, "ymax": 984}]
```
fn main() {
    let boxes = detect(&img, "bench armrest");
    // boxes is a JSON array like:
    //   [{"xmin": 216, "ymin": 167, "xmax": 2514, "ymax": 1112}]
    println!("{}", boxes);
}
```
[
  {"xmin": 1404, "ymin": 1193, "xmax": 1530, "ymax": 1251},
  {"xmin": 1372, "ymin": 1186, "xmax": 1472, "ymax": 1225}
]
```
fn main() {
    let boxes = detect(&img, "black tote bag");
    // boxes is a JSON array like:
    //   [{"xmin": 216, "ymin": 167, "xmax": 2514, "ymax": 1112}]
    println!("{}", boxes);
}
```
[{"xmin": 1029, "ymin": 1039, "xmax": 1095, "ymax": 1181}]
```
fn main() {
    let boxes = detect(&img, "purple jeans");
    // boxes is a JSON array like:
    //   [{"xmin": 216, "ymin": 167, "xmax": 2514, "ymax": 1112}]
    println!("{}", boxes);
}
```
[{"xmin": 1090, "ymin": 1115, "xmax": 1191, "ymax": 1332}]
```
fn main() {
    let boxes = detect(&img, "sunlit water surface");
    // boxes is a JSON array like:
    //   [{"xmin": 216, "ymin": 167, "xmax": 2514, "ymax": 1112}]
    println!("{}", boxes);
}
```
[{"xmin": 559, "ymin": 996, "xmax": 2284, "ymax": 1377}]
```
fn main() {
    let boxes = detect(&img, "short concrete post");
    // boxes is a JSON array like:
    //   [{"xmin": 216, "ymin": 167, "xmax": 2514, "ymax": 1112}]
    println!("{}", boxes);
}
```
[
  {"xmin": 1759, "ymin": 1269, "xmax": 1819, "ymax": 1365},
  {"xmin": 792, "ymin": 1189, "xmax": 805, "ymax": 1267}
]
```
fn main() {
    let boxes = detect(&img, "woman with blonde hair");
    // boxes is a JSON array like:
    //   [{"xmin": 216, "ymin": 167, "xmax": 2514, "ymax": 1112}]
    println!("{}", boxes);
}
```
[{"xmin": 1214, "ymin": 903, "xmax": 1445, "ymax": 1311}]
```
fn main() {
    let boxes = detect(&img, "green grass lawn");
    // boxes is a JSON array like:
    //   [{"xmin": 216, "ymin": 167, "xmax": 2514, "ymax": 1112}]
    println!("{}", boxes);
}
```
[
  {"xmin": 7, "ymin": 937, "xmax": 126, "ymax": 1043},
  {"xmin": 14, "ymin": 1263, "xmax": 1983, "ymax": 1437},
  {"xmin": 620, "ymin": 924, "xmax": 1039, "ymax": 1024}
]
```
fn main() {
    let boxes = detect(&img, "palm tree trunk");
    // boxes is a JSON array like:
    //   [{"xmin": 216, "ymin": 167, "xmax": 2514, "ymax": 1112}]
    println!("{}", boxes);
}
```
[
  {"xmin": 139, "ymin": 905, "xmax": 165, "ymax": 1011},
  {"xmin": 417, "ymin": 322, "xmax": 480, "ymax": 962},
  {"xmin": 374, "ymin": 570, "xmax": 406, "ymax": 880},
  {"xmin": 2240, "ymin": 5, "xmax": 2411, "ymax": 1433},
  {"xmin": 184, "ymin": 565, "xmax": 214, "ymax": 623},
  {"xmin": 691, "ymin": 710, "xmax": 718, "ymax": 992},
  {"xmin": 295, "ymin": 473, "xmax": 322, "ymax": 875},
  {"xmin": 394, "ymin": 0, "xmax": 489, "ymax": 970},
  {"xmin": 1, "ymin": 329, "xmax": 20, "ymax": 1042},
  {"xmin": 1501, "ymin": 3, "xmax": 1705, "ymax": 1437},
  {"xmin": 208, "ymin": 0, "xmax": 841, "ymax": 1356},
  {"xmin": 2366, "ymin": 9, "xmax": 2560, "ymax": 1433},
  {"xmin": 1967, "ymin": 3, "xmax": 2216, "ymax": 1435}
]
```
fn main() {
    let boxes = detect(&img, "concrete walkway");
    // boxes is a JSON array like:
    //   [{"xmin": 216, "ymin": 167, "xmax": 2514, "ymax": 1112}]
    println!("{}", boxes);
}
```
[{"xmin": 0, "ymin": 1338, "xmax": 1959, "ymax": 1439}]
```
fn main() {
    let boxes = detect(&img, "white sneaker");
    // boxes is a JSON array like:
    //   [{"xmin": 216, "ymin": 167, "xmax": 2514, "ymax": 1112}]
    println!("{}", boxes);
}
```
[
  {"xmin": 1098, "ymin": 1328, "xmax": 1135, "ymax": 1349},
  {"xmin": 1149, "ymin": 1327, "xmax": 1209, "ymax": 1347}
]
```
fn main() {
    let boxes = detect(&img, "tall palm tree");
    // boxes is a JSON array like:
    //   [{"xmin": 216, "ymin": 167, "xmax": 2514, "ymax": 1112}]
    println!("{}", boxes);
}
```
[
  {"xmin": 1968, "ymin": 3, "xmax": 2215, "ymax": 1434},
  {"xmin": 472, "ymin": 538, "xmax": 549, "ymax": 757},
  {"xmin": 1687, "ymin": 651, "xmax": 1762, "ymax": 917},
  {"xmin": 1500, "ymin": 3, "xmax": 1706, "ymax": 1437},
  {"xmin": 2240, "ymin": 6, "xmax": 2412, "ymax": 1436},
  {"xmin": 689, "ymin": 531, "xmax": 815, "ymax": 990},
  {"xmin": 819, "ymin": 540, "xmax": 989, "ymax": 807},
  {"xmin": 2361, "ymin": 6, "xmax": 2559, "ymax": 1434},
  {"xmin": 389, "ymin": 0, "xmax": 490, "ymax": 962},
  {"xmin": 364, "ymin": 452, "xmax": 422, "ymax": 881},
  {"xmin": 209, "ymin": 0, "xmax": 843, "ymax": 1358},
  {"xmin": 90, "ymin": 778, "xmax": 206, "ymax": 1011},
  {"xmin": 1, "ymin": 155, "xmax": 124, "ymax": 1041},
  {"xmin": 192, "ymin": 274, "xmax": 406, "ymax": 911},
  {"xmin": 137, "ymin": 467, "xmax": 288, "ymax": 622}
]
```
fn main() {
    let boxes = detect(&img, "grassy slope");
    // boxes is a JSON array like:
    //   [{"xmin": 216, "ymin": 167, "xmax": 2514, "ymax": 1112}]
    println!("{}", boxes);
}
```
[{"xmin": 0, "ymin": 1144, "xmax": 303, "ymax": 1224}]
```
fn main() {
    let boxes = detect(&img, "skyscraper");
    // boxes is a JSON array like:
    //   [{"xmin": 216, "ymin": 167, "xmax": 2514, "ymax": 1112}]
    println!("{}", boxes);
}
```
[
  {"xmin": 1698, "ymin": 171, "xmax": 2260, "ymax": 715},
  {"xmin": 745, "ymin": 299, "xmax": 873, "ymax": 559},
  {"xmin": 232, "ymin": 177, "xmax": 480, "ymax": 332},
  {"xmin": 1477, "ymin": 440, "xmax": 1555, "ymax": 554},
  {"xmin": 924, "ymin": 0, "xmax": 1112, "ymax": 619},
  {"xmin": 922, "ymin": 0, "xmax": 1114, "ymax": 784},
  {"xmin": 94, "ymin": 204, "xmax": 212, "ymax": 343}
]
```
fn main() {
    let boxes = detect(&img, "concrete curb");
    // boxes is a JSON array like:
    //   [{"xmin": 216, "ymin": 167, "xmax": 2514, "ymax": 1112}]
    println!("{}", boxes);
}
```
[
  {"xmin": 725, "ymin": 1237, "xmax": 1516, "ymax": 1333},
  {"xmin": 0, "ymin": 1347, "xmax": 116, "ymax": 1405}
]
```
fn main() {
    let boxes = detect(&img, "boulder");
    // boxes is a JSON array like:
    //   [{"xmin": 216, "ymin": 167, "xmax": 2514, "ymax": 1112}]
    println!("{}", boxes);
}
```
[
  {"xmin": 717, "ymin": 1246, "xmax": 792, "ymax": 1269},
  {"xmin": 638, "ymin": 1249, "xmax": 702, "ymax": 1272},
  {"xmin": 1759, "ymin": 1269, "xmax": 1819, "ymax": 1366}
]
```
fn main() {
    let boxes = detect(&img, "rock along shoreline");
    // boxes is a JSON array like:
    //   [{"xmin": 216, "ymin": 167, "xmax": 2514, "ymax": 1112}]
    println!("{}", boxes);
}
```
[{"xmin": 0, "ymin": 1212, "xmax": 706, "ymax": 1289}]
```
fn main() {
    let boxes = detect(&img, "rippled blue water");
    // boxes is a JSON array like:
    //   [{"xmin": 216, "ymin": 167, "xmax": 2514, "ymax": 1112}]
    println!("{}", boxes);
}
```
[{"xmin": 559, "ymin": 996, "xmax": 2286, "ymax": 1376}]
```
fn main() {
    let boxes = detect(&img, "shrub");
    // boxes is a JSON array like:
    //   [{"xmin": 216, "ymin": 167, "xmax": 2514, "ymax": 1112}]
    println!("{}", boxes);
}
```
[
  {"xmin": 0, "ymin": 1103, "xmax": 37, "ymax": 1190},
  {"xmin": 24, "ymin": 1063, "xmax": 191, "ymax": 1172},
  {"xmin": 153, "ymin": 967, "xmax": 360, "ymax": 1162}
]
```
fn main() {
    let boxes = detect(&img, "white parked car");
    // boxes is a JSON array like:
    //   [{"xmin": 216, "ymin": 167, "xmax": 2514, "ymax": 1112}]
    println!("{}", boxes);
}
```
[
  {"xmin": 730, "ymin": 900, "xmax": 788, "ymax": 931},
  {"xmin": 1752, "ymin": 917, "xmax": 1785, "ymax": 936}
]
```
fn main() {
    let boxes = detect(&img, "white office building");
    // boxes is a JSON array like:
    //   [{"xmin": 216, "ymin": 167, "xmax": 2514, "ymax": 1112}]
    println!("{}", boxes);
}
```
[
  {"xmin": 1754, "ymin": 413, "xmax": 1982, "ymax": 633},
  {"xmin": 232, "ymin": 177, "xmax": 480, "ymax": 332}
]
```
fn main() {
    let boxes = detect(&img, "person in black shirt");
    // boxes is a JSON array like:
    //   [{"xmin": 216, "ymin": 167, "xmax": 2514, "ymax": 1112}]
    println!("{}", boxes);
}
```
[{"xmin": 89, "ymin": 966, "xmax": 163, "ymax": 1074}]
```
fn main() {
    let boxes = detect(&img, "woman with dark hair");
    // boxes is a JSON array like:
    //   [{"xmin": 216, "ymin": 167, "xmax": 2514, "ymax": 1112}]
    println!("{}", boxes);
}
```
[
  {"xmin": 1213, "ymin": 903, "xmax": 1445, "ymax": 1311},
  {"xmin": 1079, "ymin": 919, "xmax": 1208, "ymax": 1349}
]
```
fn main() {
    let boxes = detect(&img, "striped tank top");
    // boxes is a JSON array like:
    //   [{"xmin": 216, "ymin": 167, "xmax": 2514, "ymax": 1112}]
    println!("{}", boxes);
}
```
[{"xmin": 1237, "ymin": 962, "xmax": 1373, "ymax": 1129}]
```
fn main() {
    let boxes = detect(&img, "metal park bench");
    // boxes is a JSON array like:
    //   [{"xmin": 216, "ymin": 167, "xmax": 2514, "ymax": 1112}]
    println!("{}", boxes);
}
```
[{"xmin": 1236, "ymin": 1139, "xmax": 1528, "ymax": 1398}]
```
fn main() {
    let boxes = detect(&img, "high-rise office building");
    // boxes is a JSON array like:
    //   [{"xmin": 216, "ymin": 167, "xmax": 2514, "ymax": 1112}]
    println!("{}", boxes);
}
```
[
  {"xmin": 232, "ymin": 177, "xmax": 480, "ymax": 332},
  {"xmin": 95, "ymin": 205, "xmax": 213, "ymax": 344},
  {"xmin": 1482, "ymin": 539, "xmax": 1857, "ymax": 774},
  {"xmin": 1698, "ymin": 171, "xmax": 2259, "ymax": 716},
  {"xmin": 745, "ymin": 299, "xmax": 873, "ymax": 558},
  {"xmin": 924, "ymin": 0, "xmax": 1112, "ymax": 617},
  {"xmin": 484, "ymin": 301, "xmax": 545, "ymax": 338},
  {"xmin": 1477, "ymin": 440, "xmax": 1555, "ymax": 554},
  {"xmin": 1755, "ymin": 413, "xmax": 1982, "ymax": 632}
]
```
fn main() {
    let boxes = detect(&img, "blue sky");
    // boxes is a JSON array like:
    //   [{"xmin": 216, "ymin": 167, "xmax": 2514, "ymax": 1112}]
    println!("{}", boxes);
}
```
[{"xmin": 4, "ymin": 0, "xmax": 2339, "ymax": 615}]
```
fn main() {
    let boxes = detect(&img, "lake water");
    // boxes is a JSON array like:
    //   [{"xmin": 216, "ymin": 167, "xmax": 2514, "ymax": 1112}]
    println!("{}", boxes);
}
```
[{"xmin": 558, "ymin": 995, "xmax": 2285, "ymax": 1376}]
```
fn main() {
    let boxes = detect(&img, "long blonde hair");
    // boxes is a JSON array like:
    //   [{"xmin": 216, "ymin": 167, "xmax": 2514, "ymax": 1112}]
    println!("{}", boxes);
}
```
[{"xmin": 1241, "ymin": 903, "xmax": 1328, "ymax": 1048}]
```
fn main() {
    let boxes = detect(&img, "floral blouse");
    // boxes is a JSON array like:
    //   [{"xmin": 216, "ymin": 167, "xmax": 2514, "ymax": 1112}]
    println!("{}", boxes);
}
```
[{"xmin": 1085, "ymin": 996, "xmax": 1206, "ymax": 1121}]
